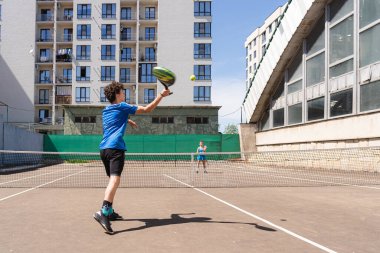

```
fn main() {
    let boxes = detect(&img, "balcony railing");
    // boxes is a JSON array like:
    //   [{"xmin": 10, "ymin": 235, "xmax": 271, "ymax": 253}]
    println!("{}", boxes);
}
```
[
  {"xmin": 56, "ymin": 54, "xmax": 72, "ymax": 62},
  {"xmin": 121, "ymin": 12, "xmax": 136, "ymax": 20},
  {"xmin": 36, "ymin": 14, "xmax": 54, "ymax": 22},
  {"xmin": 139, "ymin": 34, "xmax": 157, "ymax": 41},
  {"xmin": 57, "ymin": 15, "xmax": 73, "ymax": 21},
  {"xmin": 120, "ymin": 33, "xmax": 136, "ymax": 41},
  {"xmin": 139, "ymin": 15, "xmax": 157, "ymax": 21},
  {"xmin": 37, "ymin": 37, "xmax": 53, "ymax": 42},
  {"xmin": 37, "ymin": 78, "xmax": 53, "ymax": 84},
  {"xmin": 37, "ymin": 56, "xmax": 53, "ymax": 63},
  {"xmin": 56, "ymin": 76, "xmax": 72, "ymax": 84},
  {"xmin": 120, "ymin": 76, "xmax": 136, "ymax": 83},
  {"xmin": 120, "ymin": 54, "xmax": 136, "ymax": 62},
  {"xmin": 139, "ymin": 55, "xmax": 156, "ymax": 62},
  {"xmin": 57, "ymin": 34, "xmax": 73, "ymax": 42},
  {"xmin": 56, "ymin": 96, "xmax": 72, "ymax": 105},
  {"xmin": 38, "ymin": 98, "xmax": 51, "ymax": 104}
]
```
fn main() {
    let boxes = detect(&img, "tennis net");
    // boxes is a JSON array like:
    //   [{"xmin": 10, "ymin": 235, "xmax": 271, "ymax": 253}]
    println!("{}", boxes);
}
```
[{"xmin": 0, "ymin": 148, "xmax": 379, "ymax": 188}]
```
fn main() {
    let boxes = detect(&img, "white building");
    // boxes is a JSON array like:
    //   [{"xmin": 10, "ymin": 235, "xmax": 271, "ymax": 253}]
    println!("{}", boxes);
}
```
[
  {"xmin": 0, "ymin": 0, "xmax": 217, "ymax": 134},
  {"xmin": 244, "ymin": 5, "xmax": 285, "ymax": 91},
  {"xmin": 241, "ymin": 0, "xmax": 380, "ymax": 151}
]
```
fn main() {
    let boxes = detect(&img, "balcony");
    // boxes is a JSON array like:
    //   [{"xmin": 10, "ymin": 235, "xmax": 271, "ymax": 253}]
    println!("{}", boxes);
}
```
[
  {"xmin": 56, "ymin": 76, "xmax": 72, "ymax": 84},
  {"xmin": 57, "ymin": 15, "xmax": 73, "ymax": 22},
  {"xmin": 37, "ymin": 36, "xmax": 54, "ymax": 43},
  {"xmin": 139, "ymin": 55, "xmax": 156, "ymax": 62},
  {"xmin": 120, "ymin": 54, "xmax": 136, "ymax": 62},
  {"xmin": 36, "ymin": 14, "xmax": 54, "ymax": 22},
  {"xmin": 120, "ymin": 76, "xmax": 136, "ymax": 84},
  {"xmin": 56, "ymin": 34, "xmax": 73, "ymax": 43},
  {"xmin": 37, "ymin": 56, "xmax": 53, "ymax": 63},
  {"xmin": 120, "ymin": 11, "xmax": 136, "ymax": 21},
  {"xmin": 56, "ymin": 96, "xmax": 72, "ymax": 105},
  {"xmin": 120, "ymin": 33, "xmax": 136, "ymax": 41},
  {"xmin": 56, "ymin": 49, "xmax": 72, "ymax": 63},
  {"xmin": 36, "ymin": 78, "xmax": 53, "ymax": 84},
  {"xmin": 139, "ymin": 34, "xmax": 157, "ymax": 42}
]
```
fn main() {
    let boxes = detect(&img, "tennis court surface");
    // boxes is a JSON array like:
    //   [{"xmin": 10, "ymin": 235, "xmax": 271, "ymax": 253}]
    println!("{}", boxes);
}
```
[{"xmin": 1, "ymin": 148, "xmax": 380, "ymax": 253}]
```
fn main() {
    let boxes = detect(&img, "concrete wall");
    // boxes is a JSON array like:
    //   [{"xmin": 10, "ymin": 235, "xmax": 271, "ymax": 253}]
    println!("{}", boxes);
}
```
[
  {"xmin": 0, "ymin": 0, "xmax": 36, "ymax": 122},
  {"xmin": 256, "ymin": 112, "xmax": 380, "ymax": 151},
  {"xmin": 238, "ymin": 123, "xmax": 257, "ymax": 152},
  {"xmin": 63, "ymin": 105, "xmax": 220, "ymax": 135},
  {"xmin": 1, "ymin": 124, "xmax": 43, "ymax": 151}
]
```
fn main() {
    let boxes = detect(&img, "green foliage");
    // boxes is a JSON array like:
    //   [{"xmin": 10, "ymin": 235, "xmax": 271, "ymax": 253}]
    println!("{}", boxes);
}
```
[{"xmin": 223, "ymin": 124, "xmax": 238, "ymax": 134}]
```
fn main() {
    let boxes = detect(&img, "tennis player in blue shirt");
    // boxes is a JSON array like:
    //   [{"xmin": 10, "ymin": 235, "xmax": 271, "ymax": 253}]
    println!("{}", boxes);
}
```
[{"xmin": 93, "ymin": 81, "xmax": 170, "ymax": 234}]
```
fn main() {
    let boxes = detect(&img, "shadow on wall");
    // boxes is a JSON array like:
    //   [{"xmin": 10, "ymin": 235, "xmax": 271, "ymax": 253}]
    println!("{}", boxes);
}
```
[{"xmin": 0, "ymin": 55, "xmax": 34, "ymax": 123}]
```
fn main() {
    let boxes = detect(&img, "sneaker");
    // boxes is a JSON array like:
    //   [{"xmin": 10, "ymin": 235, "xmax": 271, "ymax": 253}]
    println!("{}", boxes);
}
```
[
  {"xmin": 109, "ymin": 211, "xmax": 123, "ymax": 221},
  {"xmin": 93, "ymin": 211, "xmax": 114, "ymax": 234}
]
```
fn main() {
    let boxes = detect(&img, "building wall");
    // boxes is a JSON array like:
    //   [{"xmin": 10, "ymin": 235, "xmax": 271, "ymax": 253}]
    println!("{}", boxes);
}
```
[
  {"xmin": 243, "ymin": 0, "xmax": 380, "ymax": 151},
  {"xmin": 244, "ymin": 5, "xmax": 284, "ymax": 90},
  {"xmin": 63, "ymin": 105, "xmax": 220, "ymax": 135},
  {"xmin": 0, "ymin": 0, "xmax": 36, "ymax": 123},
  {"xmin": 1, "ymin": 124, "xmax": 43, "ymax": 151}
]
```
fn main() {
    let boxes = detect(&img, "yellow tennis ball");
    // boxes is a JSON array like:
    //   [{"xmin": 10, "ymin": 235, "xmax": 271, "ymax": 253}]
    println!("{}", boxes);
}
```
[{"xmin": 190, "ymin": 75, "xmax": 196, "ymax": 81}]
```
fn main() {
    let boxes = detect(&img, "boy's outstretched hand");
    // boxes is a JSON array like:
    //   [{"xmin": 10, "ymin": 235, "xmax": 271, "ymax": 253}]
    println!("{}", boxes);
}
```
[{"xmin": 128, "ymin": 119, "xmax": 138, "ymax": 129}]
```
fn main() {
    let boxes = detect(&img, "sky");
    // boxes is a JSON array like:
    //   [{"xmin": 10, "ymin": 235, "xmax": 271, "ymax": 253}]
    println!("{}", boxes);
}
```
[{"xmin": 212, "ymin": 0, "xmax": 287, "ymax": 132}]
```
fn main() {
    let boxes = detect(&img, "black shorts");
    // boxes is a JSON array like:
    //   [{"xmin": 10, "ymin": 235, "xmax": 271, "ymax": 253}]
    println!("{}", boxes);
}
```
[{"xmin": 100, "ymin": 149, "xmax": 125, "ymax": 177}]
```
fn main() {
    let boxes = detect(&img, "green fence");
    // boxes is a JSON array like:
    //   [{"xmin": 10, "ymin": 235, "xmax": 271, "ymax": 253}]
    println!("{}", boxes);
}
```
[{"xmin": 43, "ymin": 134, "xmax": 240, "ymax": 153}]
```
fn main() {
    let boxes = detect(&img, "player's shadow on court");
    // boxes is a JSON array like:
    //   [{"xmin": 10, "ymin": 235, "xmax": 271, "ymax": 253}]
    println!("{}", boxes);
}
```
[{"xmin": 112, "ymin": 213, "xmax": 276, "ymax": 234}]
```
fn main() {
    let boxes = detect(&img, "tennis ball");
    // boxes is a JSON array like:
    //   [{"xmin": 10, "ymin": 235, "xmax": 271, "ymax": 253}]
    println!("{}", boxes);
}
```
[{"xmin": 190, "ymin": 75, "xmax": 196, "ymax": 81}]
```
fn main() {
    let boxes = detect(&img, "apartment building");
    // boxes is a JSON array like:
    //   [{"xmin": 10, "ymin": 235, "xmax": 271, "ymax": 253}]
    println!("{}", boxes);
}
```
[
  {"xmin": 0, "ymin": 0, "xmax": 218, "ymax": 134},
  {"xmin": 244, "ymin": 5, "xmax": 285, "ymax": 90}
]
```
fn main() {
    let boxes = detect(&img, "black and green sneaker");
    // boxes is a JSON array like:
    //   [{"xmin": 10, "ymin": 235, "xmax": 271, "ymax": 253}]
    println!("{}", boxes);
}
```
[
  {"xmin": 109, "ymin": 210, "xmax": 123, "ymax": 221},
  {"xmin": 93, "ymin": 211, "xmax": 114, "ymax": 234}
]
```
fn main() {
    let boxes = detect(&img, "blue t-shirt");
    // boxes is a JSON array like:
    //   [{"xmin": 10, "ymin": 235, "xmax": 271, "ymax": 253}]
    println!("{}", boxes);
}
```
[{"xmin": 99, "ymin": 102, "xmax": 138, "ymax": 150}]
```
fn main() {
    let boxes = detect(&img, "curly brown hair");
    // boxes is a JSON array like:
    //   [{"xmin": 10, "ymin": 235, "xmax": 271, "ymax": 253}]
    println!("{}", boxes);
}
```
[{"xmin": 104, "ymin": 81, "xmax": 123, "ymax": 103}]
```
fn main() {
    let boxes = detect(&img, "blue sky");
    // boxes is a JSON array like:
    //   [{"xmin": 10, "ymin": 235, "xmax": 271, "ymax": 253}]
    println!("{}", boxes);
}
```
[{"xmin": 212, "ymin": 0, "xmax": 287, "ymax": 131}]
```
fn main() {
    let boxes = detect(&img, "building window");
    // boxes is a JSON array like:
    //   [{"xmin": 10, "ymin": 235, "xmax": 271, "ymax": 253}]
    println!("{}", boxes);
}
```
[
  {"xmin": 120, "ymin": 68, "xmax": 131, "ymax": 83},
  {"xmin": 121, "ymin": 7, "xmax": 132, "ymax": 20},
  {"xmin": 329, "ymin": 16, "xmax": 354, "ymax": 76},
  {"xmin": 74, "ymin": 116, "xmax": 96, "ymax": 123},
  {"xmin": 62, "ymin": 68, "xmax": 72, "ymax": 83},
  {"xmin": 144, "ymin": 27, "xmax": 156, "ymax": 40},
  {"xmin": 39, "ymin": 9, "xmax": 53, "ymax": 21},
  {"xmin": 330, "ymin": 89, "xmax": 353, "ymax": 117},
  {"xmin": 0, "ymin": 5, "xmax": 2, "ymax": 20},
  {"xmin": 76, "ymin": 45, "xmax": 91, "ymax": 60},
  {"xmin": 288, "ymin": 80, "xmax": 302, "ymax": 94},
  {"xmin": 39, "ymin": 70, "xmax": 51, "ymax": 83},
  {"xmin": 39, "ymin": 29, "xmax": 52, "ymax": 41},
  {"xmin": 121, "ymin": 27, "xmax": 132, "ymax": 41},
  {"xmin": 139, "ymin": 63, "xmax": 157, "ymax": 83},
  {"xmin": 269, "ymin": 23, "xmax": 272, "ymax": 33},
  {"xmin": 100, "ymin": 87, "xmax": 107, "ymax": 102},
  {"xmin": 254, "ymin": 63, "xmax": 257, "ymax": 71},
  {"xmin": 77, "ymin": 4, "xmax": 91, "ymax": 19},
  {"xmin": 186, "ymin": 117, "xmax": 209, "ymax": 124},
  {"xmin": 194, "ymin": 86, "xmax": 211, "ymax": 101},
  {"xmin": 194, "ymin": 65, "xmax": 211, "ymax": 80},
  {"xmin": 144, "ymin": 89, "xmax": 155, "ymax": 103},
  {"xmin": 152, "ymin": 117, "xmax": 174, "ymax": 124},
  {"xmin": 288, "ymin": 103, "xmax": 303, "ymax": 125},
  {"xmin": 101, "ymin": 24, "xmax": 116, "ymax": 39},
  {"xmin": 194, "ymin": 1, "xmax": 211, "ymax": 16},
  {"xmin": 102, "ymin": 4, "xmax": 116, "ymax": 19},
  {"xmin": 260, "ymin": 109, "xmax": 270, "ymax": 130},
  {"xmin": 307, "ymin": 97, "xmax": 325, "ymax": 121},
  {"xmin": 101, "ymin": 45, "xmax": 115, "ymax": 60},
  {"xmin": 39, "ymin": 89, "xmax": 50, "ymax": 104},
  {"xmin": 262, "ymin": 45, "xmax": 266, "ymax": 54},
  {"xmin": 64, "ymin": 8, "xmax": 73, "ymax": 21},
  {"xmin": 63, "ymin": 28, "xmax": 73, "ymax": 41},
  {"xmin": 306, "ymin": 52, "xmax": 325, "ymax": 86},
  {"xmin": 359, "ymin": 0, "xmax": 380, "ymax": 28},
  {"xmin": 253, "ymin": 38, "xmax": 256, "ymax": 46},
  {"xmin": 145, "ymin": 7, "xmax": 155, "ymax": 19},
  {"xmin": 39, "ymin": 49, "xmax": 51, "ymax": 62},
  {"xmin": 360, "ymin": 80, "xmax": 380, "ymax": 112},
  {"xmin": 76, "ymin": 66, "xmax": 90, "ymax": 81},
  {"xmin": 360, "ymin": 24, "xmax": 380, "ymax": 67},
  {"xmin": 77, "ymin": 24, "xmax": 91, "ymax": 39},
  {"xmin": 101, "ymin": 66, "xmax": 115, "ymax": 81},
  {"xmin": 144, "ymin": 47, "xmax": 156, "ymax": 61},
  {"xmin": 306, "ymin": 15, "xmax": 325, "ymax": 56},
  {"xmin": 194, "ymin": 43, "xmax": 211, "ymax": 59},
  {"xmin": 124, "ymin": 89, "xmax": 131, "ymax": 103},
  {"xmin": 121, "ymin": 48, "xmax": 133, "ymax": 61},
  {"xmin": 262, "ymin": 31, "xmax": 266, "ymax": 43},
  {"xmin": 194, "ymin": 22, "xmax": 211, "ymax": 37},
  {"xmin": 39, "ymin": 109, "xmax": 49, "ymax": 123},
  {"xmin": 254, "ymin": 51, "xmax": 256, "ymax": 58},
  {"xmin": 75, "ymin": 87, "xmax": 90, "ymax": 102},
  {"xmin": 273, "ymin": 108, "xmax": 284, "ymax": 128}
]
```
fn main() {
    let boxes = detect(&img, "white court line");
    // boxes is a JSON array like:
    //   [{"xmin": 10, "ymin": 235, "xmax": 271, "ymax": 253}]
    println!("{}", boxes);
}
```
[
  {"xmin": 221, "ymin": 164, "xmax": 380, "ymax": 190},
  {"xmin": 0, "ymin": 168, "xmax": 90, "ymax": 202},
  {"xmin": 0, "ymin": 167, "xmax": 77, "ymax": 186},
  {"xmin": 164, "ymin": 174, "xmax": 337, "ymax": 253}
]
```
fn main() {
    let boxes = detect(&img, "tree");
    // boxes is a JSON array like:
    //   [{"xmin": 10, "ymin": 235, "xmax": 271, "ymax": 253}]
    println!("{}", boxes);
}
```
[{"xmin": 223, "ymin": 124, "xmax": 238, "ymax": 134}]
